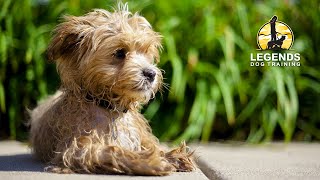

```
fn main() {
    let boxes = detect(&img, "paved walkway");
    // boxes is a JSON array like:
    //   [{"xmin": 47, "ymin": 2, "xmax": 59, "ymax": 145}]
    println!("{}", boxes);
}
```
[
  {"xmin": 0, "ymin": 141, "xmax": 320, "ymax": 180},
  {"xmin": 195, "ymin": 143, "xmax": 320, "ymax": 179}
]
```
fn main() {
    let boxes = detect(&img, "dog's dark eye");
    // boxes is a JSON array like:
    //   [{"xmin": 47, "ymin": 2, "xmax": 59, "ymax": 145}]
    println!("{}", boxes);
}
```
[{"xmin": 114, "ymin": 49, "xmax": 127, "ymax": 60}]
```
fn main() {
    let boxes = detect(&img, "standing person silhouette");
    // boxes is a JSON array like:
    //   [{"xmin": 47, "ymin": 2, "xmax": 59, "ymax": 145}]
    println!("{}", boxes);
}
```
[{"xmin": 270, "ymin": 16, "xmax": 278, "ymax": 42}]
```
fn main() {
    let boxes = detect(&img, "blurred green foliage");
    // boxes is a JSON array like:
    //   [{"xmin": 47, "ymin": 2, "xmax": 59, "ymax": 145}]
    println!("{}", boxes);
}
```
[{"xmin": 0, "ymin": 0, "xmax": 319, "ymax": 142}]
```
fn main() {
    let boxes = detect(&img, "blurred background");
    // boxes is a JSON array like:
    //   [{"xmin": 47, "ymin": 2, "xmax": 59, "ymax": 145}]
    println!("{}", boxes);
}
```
[{"xmin": 0, "ymin": 0, "xmax": 319, "ymax": 143}]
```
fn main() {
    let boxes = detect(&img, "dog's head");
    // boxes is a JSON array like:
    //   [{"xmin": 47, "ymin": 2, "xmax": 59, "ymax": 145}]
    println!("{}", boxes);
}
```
[{"xmin": 47, "ymin": 3, "xmax": 163, "ymax": 110}]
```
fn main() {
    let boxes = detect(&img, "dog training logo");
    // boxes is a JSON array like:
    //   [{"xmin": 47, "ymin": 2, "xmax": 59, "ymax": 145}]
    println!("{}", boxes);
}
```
[
  {"xmin": 257, "ymin": 15, "xmax": 294, "ymax": 50},
  {"xmin": 250, "ymin": 16, "xmax": 300, "ymax": 67}
]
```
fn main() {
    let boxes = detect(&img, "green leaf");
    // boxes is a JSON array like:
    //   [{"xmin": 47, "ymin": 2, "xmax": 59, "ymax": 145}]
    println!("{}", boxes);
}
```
[{"xmin": 0, "ymin": 83, "xmax": 5, "ymax": 112}]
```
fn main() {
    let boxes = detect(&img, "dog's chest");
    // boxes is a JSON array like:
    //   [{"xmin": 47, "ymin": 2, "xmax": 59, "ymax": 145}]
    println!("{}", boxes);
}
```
[
  {"xmin": 93, "ymin": 110, "xmax": 141, "ymax": 151},
  {"xmin": 113, "ymin": 113, "xmax": 141, "ymax": 151}
]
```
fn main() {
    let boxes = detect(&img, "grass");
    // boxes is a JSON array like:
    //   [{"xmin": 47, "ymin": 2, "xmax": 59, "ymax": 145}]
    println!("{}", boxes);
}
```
[{"xmin": 0, "ymin": 0, "xmax": 319, "ymax": 142}]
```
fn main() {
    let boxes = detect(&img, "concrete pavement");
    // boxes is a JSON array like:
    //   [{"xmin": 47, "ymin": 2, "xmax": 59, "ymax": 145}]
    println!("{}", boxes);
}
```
[
  {"xmin": 1, "ymin": 141, "xmax": 320, "ymax": 180},
  {"xmin": 195, "ymin": 143, "xmax": 320, "ymax": 179}
]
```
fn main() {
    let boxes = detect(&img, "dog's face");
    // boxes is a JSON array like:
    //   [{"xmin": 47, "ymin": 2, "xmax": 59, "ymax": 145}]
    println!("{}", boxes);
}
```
[{"xmin": 47, "ymin": 7, "xmax": 162, "ymax": 107}]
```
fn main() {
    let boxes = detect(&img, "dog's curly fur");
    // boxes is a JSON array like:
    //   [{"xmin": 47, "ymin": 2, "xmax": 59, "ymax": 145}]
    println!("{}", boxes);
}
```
[{"xmin": 30, "ymin": 3, "xmax": 195, "ymax": 175}]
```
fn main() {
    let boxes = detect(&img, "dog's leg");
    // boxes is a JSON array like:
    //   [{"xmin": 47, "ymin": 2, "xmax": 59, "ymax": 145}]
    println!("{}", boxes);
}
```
[
  {"xmin": 46, "ymin": 135, "xmax": 174, "ymax": 175},
  {"xmin": 139, "ymin": 129, "xmax": 195, "ymax": 172},
  {"xmin": 165, "ymin": 141, "xmax": 195, "ymax": 172}
]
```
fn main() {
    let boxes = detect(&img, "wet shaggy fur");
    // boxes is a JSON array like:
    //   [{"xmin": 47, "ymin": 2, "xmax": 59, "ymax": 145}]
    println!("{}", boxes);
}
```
[{"xmin": 30, "ymin": 3, "xmax": 195, "ymax": 175}]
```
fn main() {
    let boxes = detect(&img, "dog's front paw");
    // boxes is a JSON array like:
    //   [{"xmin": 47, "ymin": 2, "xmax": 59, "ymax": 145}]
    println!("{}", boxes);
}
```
[
  {"xmin": 165, "ymin": 142, "xmax": 196, "ymax": 172},
  {"xmin": 147, "ymin": 159, "xmax": 176, "ymax": 175},
  {"xmin": 44, "ymin": 165, "xmax": 73, "ymax": 174}
]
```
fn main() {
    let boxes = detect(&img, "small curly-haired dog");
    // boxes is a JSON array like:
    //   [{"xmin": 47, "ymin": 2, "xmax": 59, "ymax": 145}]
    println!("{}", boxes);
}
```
[{"xmin": 30, "ymin": 3, "xmax": 195, "ymax": 175}]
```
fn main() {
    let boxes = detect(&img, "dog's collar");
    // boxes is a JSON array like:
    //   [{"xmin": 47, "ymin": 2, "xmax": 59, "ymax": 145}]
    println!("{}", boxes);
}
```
[{"xmin": 85, "ymin": 94, "xmax": 128, "ymax": 113}]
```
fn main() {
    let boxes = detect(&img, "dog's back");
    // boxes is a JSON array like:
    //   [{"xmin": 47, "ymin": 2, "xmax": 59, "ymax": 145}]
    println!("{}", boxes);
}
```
[
  {"xmin": 30, "ymin": 91, "xmax": 63, "ymax": 124},
  {"xmin": 30, "ymin": 90, "xmax": 63, "ymax": 161}
]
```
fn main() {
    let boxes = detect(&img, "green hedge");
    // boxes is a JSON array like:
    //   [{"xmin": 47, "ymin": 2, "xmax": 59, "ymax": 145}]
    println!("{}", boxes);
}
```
[{"xmin": 0, "ymin": 0, "xmax": 319, "ymax": 142}]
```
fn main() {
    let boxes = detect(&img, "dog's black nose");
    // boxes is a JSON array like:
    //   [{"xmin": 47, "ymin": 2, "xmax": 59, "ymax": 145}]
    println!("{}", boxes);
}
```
[{"xmin": 143, "ymin": 69, "xmax": 156, "ymax": 83}]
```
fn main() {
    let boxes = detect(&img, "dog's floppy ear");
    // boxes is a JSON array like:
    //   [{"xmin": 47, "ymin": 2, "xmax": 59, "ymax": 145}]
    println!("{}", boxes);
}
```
[{"xmin": 47, "ymin": 15, "xmax": 95, "ymax": 62}]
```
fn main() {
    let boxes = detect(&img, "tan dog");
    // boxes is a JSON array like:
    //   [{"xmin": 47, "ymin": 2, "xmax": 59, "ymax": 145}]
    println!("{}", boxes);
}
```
[{"xmin": 30, "ymin": 3, "xmax": 195, "ymax": 175}]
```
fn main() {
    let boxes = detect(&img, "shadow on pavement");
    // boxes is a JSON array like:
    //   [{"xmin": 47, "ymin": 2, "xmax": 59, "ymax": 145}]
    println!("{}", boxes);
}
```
[{"xmin": 0, "ymin": 154, "xmax": 44, "ymax": 172}]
